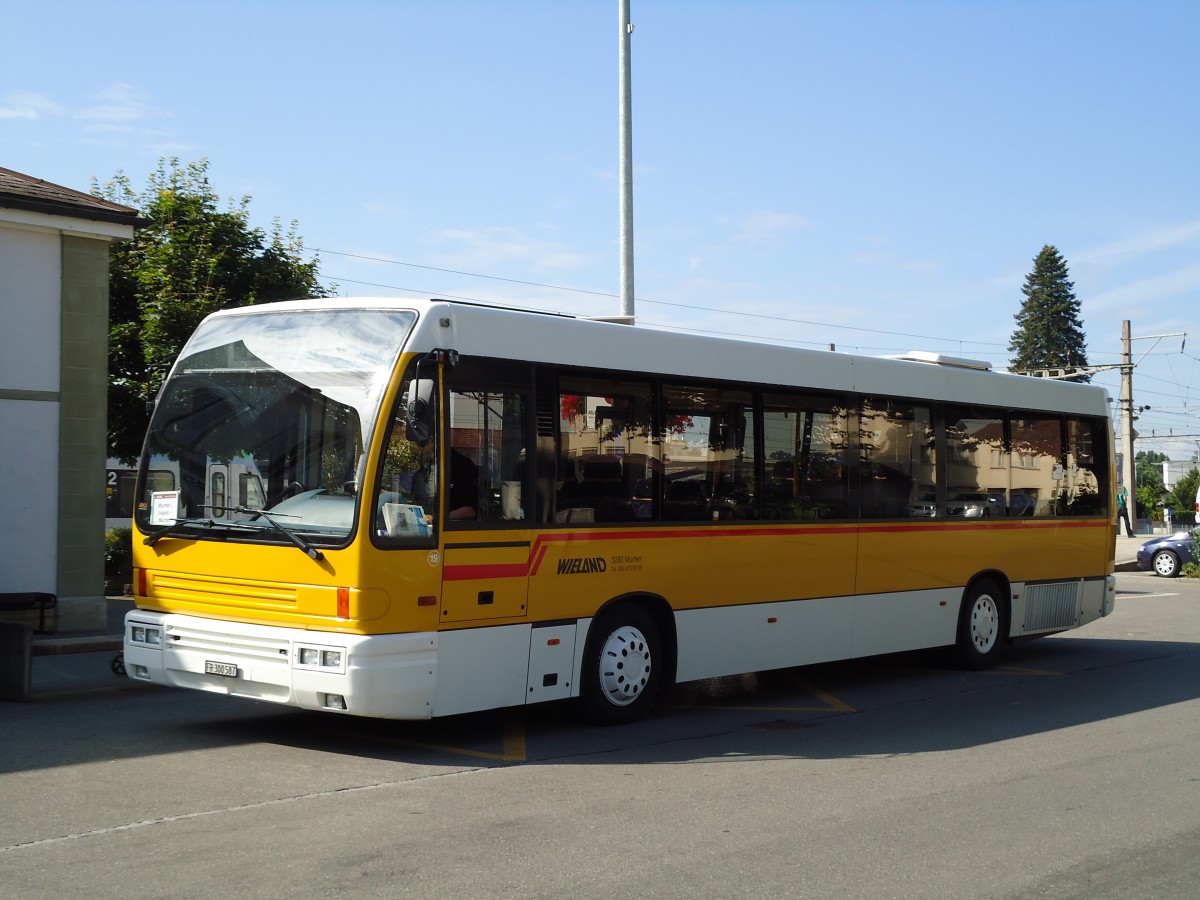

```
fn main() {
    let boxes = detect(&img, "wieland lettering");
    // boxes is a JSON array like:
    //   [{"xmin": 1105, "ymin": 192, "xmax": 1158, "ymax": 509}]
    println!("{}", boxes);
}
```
[{"xmin": 556, "ymin": 556, "xmax": 608, "ymax": 575}]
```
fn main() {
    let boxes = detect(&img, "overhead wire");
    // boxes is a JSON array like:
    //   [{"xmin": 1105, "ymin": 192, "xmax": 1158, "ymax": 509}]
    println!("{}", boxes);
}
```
[
  {"xmin": 316, "ymin": 247, "xmax": 1008, "ymax": 351},
  {"xmin": 318, "ymin": 247, "xmax": 1198, "ymax": 445}
]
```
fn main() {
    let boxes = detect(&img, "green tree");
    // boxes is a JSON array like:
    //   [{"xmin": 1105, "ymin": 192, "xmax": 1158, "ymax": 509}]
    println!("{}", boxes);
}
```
[
  {"xmin": 1167, "ymin": 467, "xmax": 1200, "ymax": 525},
  {"xmin": 1134, "ymin": 449, "xmax": 1167, "ymax": 519},
  {"xmin": 1009, "ymin": 245, "xmax": 1089, "ymax": 381},
  {"xmin": 94, "ymin": 158, "xmax": 330, "ymax": 461}
]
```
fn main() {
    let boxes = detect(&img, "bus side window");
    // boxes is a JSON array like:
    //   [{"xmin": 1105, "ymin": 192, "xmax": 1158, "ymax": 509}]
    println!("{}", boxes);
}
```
[
  {"xmin": 1064, "ymin": 417, "xmax": 1108, "ymax": 516},
  {"xmin": 860, "ymin": 399, "xmax": 935, "ymax": 520},
  {"xmin": 557, "ymin": 376, "xmax": 657, "ymax": 524},
  {"xmin": 945, "ymin": 406, "xmax": 1006, "ymax": 519},
  {"xmin": 1010, "ymin": 415, "xmax": 1063, "ymax": 517},
  {"xmin": 762, "ymin": 393, "xmax": 849, "ymax": 520},
  {"xmin": 660, "ymin": 383, "xmax": 755, "ymax": 522}
]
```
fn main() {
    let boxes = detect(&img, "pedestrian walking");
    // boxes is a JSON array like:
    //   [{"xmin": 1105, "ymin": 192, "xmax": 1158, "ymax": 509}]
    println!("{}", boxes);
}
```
[{"xmin": 1117, "ymin": 484, "xmax": 1134, "ymax": 537}]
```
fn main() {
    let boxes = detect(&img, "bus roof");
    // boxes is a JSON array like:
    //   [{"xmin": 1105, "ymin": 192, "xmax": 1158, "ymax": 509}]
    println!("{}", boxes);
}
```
[{"xmin": 205, "ymin": 298, "xmax": 1111, "ymax": 417}]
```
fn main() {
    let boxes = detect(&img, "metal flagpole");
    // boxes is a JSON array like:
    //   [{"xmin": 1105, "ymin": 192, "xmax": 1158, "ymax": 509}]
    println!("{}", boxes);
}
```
[{"xmin": 618, "ymin": 0, "xmax": 635, "ymax": 323}]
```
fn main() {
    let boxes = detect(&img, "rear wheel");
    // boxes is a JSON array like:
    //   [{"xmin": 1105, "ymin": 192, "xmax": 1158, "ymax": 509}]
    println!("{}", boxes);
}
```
[
  {"xmin": 955, "ymin": 579, "xmax": 1007, "ymax": 670},
  {"xmin": 1153, "ymin": 549, "xmax": 1180, "ymax": 577},
  {"xmin": 580, "ymin": 604, "xmax": 662, "ymax": 724}
]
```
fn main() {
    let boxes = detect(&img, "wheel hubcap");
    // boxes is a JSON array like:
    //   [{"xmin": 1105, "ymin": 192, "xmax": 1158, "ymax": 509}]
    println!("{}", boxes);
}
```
[
  {"xmin": 598, "ymin": 625, "xmax": 652, "ymax": 707},
  {"xmin": 970, "ymin": 595, "xmax": 999, "ymax": 653}
]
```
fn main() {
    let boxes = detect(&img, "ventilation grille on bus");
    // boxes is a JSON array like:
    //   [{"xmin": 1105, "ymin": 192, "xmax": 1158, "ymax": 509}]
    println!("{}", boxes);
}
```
[
  {"xmin": 166, "ymin": 621, "xmax": 290, "ymax": 663},
  {"xmin": 535, "ymin": 368, "xmax": 557, "ymax": 437},
  {"xmin": 1022, "ymin": 581, "xmax": 1080, "ymax": 632}
]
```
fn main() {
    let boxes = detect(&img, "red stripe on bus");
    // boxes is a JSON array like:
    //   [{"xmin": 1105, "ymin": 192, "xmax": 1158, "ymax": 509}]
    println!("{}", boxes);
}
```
[
  {"xmin": 858, "ymin": 519, "xmax": 1105, "ymax": 536},
  {"xmin": 443, "ymin": 563, "xmax": 531, "ymax": 582},
  {"xmin": 524, "ymin": 525, "xmax": 853, "ymax": 576},
  {"xmin": 442, "ymin": 519, "xmax": 1110, "ymax": 580}
]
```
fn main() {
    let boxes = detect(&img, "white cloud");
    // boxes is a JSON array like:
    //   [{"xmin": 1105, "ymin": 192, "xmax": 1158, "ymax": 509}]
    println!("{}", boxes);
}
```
[
  {"xmin": 1086, "ymin": 263, "xmax": 1200, "ymax": 311},
  {"xmin": 432, "ymin": 226, "xmax": 591, "ymax": 272},
  {"xmin": 78, "ymin": 83, "xmax": 152, "ymax": 124},
  {"xmin": 362, "ymin": 200, "xmax": 405, "ymax": 217},
  {"xmin": 0, "ymin": 91, "xmax": 63, "ymax": 120},
  {"xmin": 1076, "ymin": 221, "xmax": 1200, "ymax": 266},
  {"xmin": 0, "ymin": 84, "xmax": 159, "ymax": 130},
  {"xmin": 719, "ymin": 210, "xmax": 808, "ymax": 244}
]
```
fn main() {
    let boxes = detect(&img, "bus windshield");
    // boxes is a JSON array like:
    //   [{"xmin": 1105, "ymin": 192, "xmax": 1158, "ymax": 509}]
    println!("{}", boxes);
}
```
[{"xmin": 135, "ymin": 307, "xmax": 416, "ymax": 544}]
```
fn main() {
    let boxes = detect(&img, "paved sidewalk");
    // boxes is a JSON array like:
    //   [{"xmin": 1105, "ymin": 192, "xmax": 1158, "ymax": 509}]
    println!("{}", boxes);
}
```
[
  {"xmin": 30, "ymin": 597, "xmax": 132, "ymax": 656},
  {"xmin": 1114, "ymin": 533, "xmax": 1144, "ymax": 571}
]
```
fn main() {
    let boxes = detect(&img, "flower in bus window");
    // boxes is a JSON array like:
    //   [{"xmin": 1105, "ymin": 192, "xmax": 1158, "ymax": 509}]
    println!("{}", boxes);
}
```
[{"xmin": 560, "ymin": 394, "xmax": 590, "ymax": 422}]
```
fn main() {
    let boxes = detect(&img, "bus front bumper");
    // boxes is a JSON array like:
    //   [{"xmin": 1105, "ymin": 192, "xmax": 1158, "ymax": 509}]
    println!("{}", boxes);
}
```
[{"xmin": 123, "ymin": 610, "xmax": 438, "ymax": 719}]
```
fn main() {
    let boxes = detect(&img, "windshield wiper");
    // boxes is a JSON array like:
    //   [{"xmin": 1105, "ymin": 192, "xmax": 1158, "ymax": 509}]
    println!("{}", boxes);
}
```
[
  {"xmin": 204, "ymin": 505, "xmax": 326, "ymax": 562},
  {"xmin": 145, "ymin": 508, "xmax": 326, "ymax": 562},
  {"xmin": 143, "ymin": 517, "xmax": 256, "ymax": 546}
]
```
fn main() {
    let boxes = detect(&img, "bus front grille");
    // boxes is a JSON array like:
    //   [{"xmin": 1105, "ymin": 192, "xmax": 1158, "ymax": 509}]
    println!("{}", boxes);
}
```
[
  {"xmin": 166, "ymin": 621, "xmax": 291, "ymax": 663},
  {"xmin": 152, "ymin": 572, "xmax": 298, "ymax": 609}
]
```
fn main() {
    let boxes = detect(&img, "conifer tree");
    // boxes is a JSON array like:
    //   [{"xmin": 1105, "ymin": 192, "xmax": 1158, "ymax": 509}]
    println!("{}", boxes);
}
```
[{"xmin": 1008, "ymin": 245, "xmax": 1089, "ymax": 381}]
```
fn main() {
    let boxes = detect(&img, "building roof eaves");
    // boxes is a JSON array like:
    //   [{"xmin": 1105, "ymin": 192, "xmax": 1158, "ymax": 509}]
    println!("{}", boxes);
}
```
[{"xmin": 0, "ymin": 166, "xmax": 141, "ymax": 227}]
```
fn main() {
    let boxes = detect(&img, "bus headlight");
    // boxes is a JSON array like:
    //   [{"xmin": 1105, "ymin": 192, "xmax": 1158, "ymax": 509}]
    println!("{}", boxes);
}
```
[
  {"xmin": 296, "ymin": 644, "xmax": 346, "ymax": 673},
  {"xmin": 130, "ymin": 624, "xmax": 163, "ymax": 646}
]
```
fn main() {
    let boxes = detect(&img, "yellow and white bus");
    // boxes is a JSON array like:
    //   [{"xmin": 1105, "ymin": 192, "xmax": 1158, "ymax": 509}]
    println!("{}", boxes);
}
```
[{"xmin": 123, "ymin": 298, "xmax": 1116, "ymax": 722}]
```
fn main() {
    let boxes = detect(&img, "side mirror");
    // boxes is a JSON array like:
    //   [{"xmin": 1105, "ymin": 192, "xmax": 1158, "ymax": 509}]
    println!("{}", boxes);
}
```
[{"xmin": 403, "ymin": 378, "xmax": 436, "ymax": 446}]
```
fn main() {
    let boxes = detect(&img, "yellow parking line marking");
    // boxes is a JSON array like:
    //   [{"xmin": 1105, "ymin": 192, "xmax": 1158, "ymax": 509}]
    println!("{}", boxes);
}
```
[
  {"xmin": 665, "ymin": 680, "xmax": 856, "ymax": 714},
  {"xmin": 502, "ymin": 714, "xmax": 527, "ymax": 761},
  {"xmin": 336, "ymin": 713, "xmax": 528, "ymax": 763},
  {"xmin": 801, "ymin": 679, "xmax": 856, "ymax": 711}
]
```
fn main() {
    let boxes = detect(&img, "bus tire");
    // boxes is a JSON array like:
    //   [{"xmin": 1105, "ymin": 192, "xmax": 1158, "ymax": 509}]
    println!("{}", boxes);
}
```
[
  {"xmin": 580, "ymin": 604, "xmax": 662, "ymax": 724},
  {"xmin": 955, "ymin": 579, "xmax": 1007, "ymax": 670}
]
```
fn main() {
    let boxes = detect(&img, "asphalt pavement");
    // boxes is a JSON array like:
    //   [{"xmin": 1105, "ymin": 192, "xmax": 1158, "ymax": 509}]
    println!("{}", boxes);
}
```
[{"xmin": 10, "ymin": 565, "xmax": 1200, "ymax": 899}]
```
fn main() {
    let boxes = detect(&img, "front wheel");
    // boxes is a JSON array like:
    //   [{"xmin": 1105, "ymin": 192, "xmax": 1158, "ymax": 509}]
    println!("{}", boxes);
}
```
[
  {"xmin": 1153, "ymin": 549, "xmax": 1180, "ymax": 577},
  {"xmin": 580, "ymin": 604, "xmax": 663, "ymax": 724},
  {"xmin": 955, "ymin": 579, "xmax": 1007, "ymax": 670}
]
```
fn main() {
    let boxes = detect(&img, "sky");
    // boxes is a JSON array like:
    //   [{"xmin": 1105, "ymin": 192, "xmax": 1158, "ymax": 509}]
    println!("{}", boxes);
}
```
[{"xmin": 3, "ymin": 1, "xmax": 1199, "ymax": 461}]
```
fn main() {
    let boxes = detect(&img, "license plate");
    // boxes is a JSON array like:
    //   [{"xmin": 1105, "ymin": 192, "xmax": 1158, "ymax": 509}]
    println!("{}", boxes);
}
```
[{"xmin": 205, "ymin": 660, "xmax": 238, "ymax": 677}]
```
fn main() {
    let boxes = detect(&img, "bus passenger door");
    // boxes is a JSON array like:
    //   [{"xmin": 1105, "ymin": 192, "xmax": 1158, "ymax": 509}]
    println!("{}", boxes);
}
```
[{"xmin": 438, "ymin": 386, "xmax": 532, "ymax": 624}]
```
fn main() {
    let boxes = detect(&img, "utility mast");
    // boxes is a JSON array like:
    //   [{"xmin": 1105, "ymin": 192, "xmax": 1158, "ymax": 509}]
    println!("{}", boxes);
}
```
[
  {"xmin": 618, "ymin": 0, "xmax": 635, "ymax": 323},
  {"xmin": 1120, "ymin": 320, "xmax": 1135, "ymax": 508}
]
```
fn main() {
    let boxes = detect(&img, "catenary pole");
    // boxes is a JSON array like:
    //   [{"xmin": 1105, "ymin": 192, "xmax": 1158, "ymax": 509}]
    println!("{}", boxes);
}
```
[{"xmin": 1120, "ymin": 319, "xmax": 1136, "ymax": 525}]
